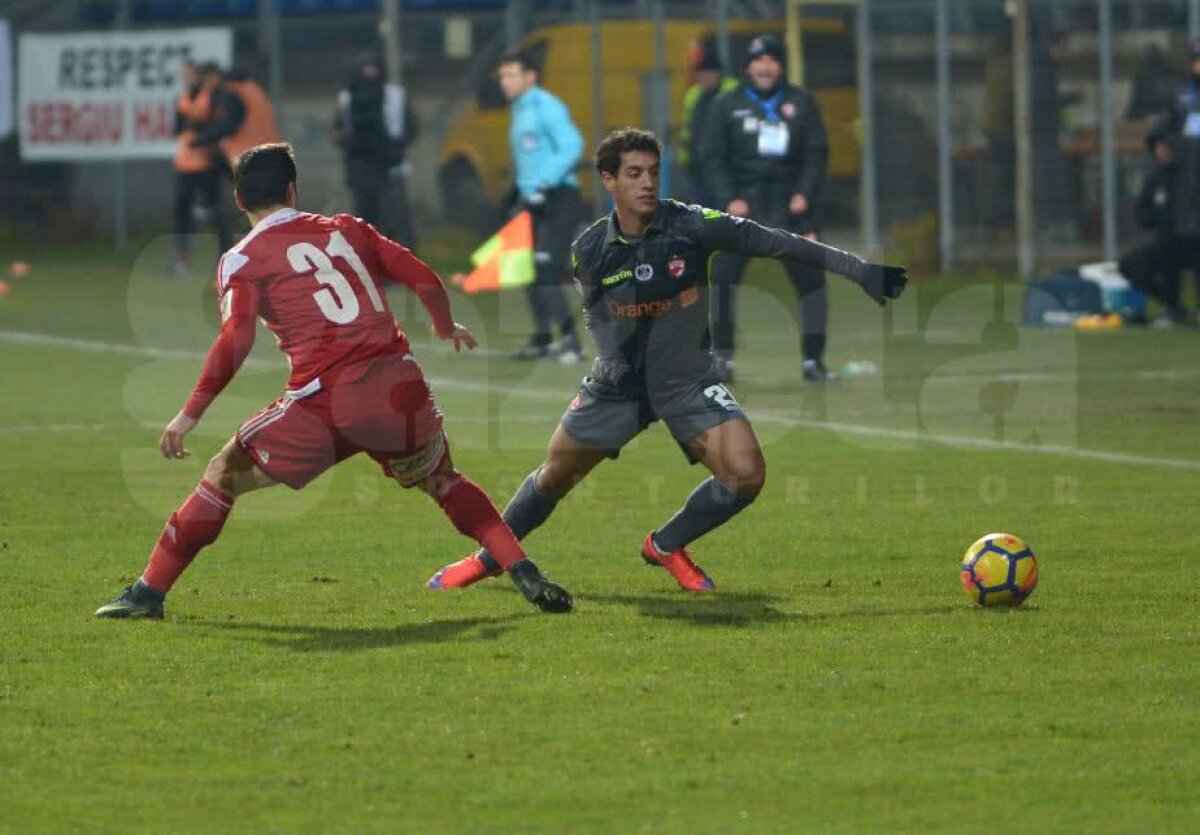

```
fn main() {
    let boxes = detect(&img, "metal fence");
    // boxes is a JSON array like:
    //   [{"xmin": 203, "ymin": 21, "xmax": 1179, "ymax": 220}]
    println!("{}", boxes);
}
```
[{"xmin": 1, "ymin": 0, "xmax": 1197, "ymax": 276}]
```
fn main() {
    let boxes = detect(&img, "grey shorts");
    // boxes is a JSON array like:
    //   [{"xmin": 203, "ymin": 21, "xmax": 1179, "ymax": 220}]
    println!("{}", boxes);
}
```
[{"xmin": 559, "ymin": 375, "xmax": 747, "ymax": 463}]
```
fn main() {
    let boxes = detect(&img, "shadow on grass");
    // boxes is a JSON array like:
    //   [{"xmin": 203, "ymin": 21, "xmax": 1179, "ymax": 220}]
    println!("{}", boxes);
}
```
[
  {"xmin": 183, "ymin": 613, "xmax": 526, "ymax": 653},
  {"xmin": 578, "ymin": 591, "xmax": 964, "ymax": 627}
]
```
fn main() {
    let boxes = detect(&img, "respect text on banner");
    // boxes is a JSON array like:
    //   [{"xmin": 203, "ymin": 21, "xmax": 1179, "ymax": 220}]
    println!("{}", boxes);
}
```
[{"xmin": 19, "ymin": 28, "xmax": 231, "ymax": 161}]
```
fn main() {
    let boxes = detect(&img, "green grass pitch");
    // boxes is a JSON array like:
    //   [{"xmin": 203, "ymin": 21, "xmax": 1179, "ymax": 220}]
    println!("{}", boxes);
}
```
[{"xmin": 0, "ymin": 236, "xmax": 1196, "ymax": 833}]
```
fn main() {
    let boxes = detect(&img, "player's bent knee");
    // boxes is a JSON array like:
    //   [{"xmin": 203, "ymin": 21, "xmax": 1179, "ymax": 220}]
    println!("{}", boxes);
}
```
[
  {"xmin": 724, "ymin": 455, "xmax": 766, "ymax": 501},
  {"xmin": 742, "ymin": 470, "xmax": 766, "ymax": 501},
  {"xmin": 735, "ymin": 472, "xmax": 765, "ymax": 502},
  {"xmin": 203, "ymin": 450, "xmax": 238, "ymax": 493},
  {"xmin": 203, "ymin": 439, "xmax": 275, "ymax": 496}
]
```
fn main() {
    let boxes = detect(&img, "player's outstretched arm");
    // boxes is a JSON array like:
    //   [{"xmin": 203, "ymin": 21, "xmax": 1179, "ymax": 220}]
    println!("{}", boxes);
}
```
[
  {"xmin": 166, "ymin": 284, "xmax": 259, "ymax": 460},
  {"xmin": 368, "ymin": 224, "xmax": 457, "ymax": 338},
  {"xmin": 697, "ymin": 208, "xmax": 908, "ymax": 306}
]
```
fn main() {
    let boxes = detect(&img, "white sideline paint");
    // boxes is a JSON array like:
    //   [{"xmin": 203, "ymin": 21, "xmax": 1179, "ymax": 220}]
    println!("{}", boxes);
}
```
[
  {"xmin": 4, "ymin": 329, "xmax": 1199, "ymax": 472},
  {"xmin": 0, "ymin": 329, "xmax": 279, "ymax": 369},
  {"xmin": 0, "ymin": 423, "xmax": 108, "ymax": 433},
  {"xmin": 749, "ymin": 410, "xmax": 1200, "ymax": 472}
]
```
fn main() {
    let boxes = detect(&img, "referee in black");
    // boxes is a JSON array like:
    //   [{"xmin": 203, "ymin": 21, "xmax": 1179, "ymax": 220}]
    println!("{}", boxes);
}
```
[{"xmin": 702, "ymin": 35, "xmax": 834, "ymax": 382}]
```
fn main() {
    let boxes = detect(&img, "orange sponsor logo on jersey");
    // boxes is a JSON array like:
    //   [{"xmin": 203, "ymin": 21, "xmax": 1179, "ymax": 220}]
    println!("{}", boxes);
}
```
[{"xmin": 606, "ymin": 286, "xmax": 698, "ymax": 319}]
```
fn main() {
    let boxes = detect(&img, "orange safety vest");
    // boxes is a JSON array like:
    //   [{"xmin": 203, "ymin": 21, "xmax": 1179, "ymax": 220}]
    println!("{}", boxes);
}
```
[
  {"xmin": 174, "ymin": 88, "xmax": 214, "ymax": 173},
  {"xmin": 220, "ymin": 80, "xmax": 280, "ymax": 165}
]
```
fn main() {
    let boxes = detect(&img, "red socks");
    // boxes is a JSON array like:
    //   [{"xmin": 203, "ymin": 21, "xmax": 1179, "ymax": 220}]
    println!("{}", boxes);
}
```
[
  {"xmin": 436, "ymin": 476, "xmax": 526, "ymax": 570},
  {"xmin": 140, "ymin": 479, "xmax": 234, "ymax": 593},
  {"xmin": 139, "ymin": 474, "xmax": 521, "ymax": 592}
]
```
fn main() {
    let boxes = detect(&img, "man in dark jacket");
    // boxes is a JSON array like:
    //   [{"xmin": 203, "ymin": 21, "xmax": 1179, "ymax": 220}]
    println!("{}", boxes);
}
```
[
  {"xmin": 1118, "ymin": 40, "xmax": 1200, "ymax": 327},
  {"xmin": 172, "ymin": 60, "xmax": 230, "ymax": 276},
  {"xmin": 702, "ymin": 35, "xmax": 833, "ymax": 382},
  {"xmin": 334, "ymin": 58, "xmax": 419, "ymax": 248},
  {"xmin": 1119, "ymin": 118, "xmax": 1200, "ymax": 327},
  {"xmin": 1162, "ymin": 40, "xmax": 1200, "ymax": 241},
  {"xmin": 678, "ymin": 50, "xmax": 737, "ymax": 205},
  {"xmin": 190, "ymin": 65, "xmax": 279, "ymax": 177}
]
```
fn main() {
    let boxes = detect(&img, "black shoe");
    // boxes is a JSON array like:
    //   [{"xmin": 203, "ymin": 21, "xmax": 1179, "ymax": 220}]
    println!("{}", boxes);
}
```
[
  {"xmin": 508, "ymin": 559, "xmax": 573, "ymax": 614},
  {"xmin": 511, "ymin": 341, "xmax": 551, "ymax": 361},
  {"xmin": 95, "ymin": 580, "xmax": 165, "ymax": 619},
  {"xmin": 802, "ymin": 359, "xmax": 841, "ymax": 384}
]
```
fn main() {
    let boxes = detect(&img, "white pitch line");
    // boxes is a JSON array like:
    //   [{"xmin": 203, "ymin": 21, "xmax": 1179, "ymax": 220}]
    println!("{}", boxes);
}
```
[
  {"xmin": 0, "ymin": 329, "xmax": 279, "ymax": 369},
  {"xmin": 738, "ymin": 367, "xmax": 1200, "ymax": 387},
  {"xmin": 748, "ymin": 410, "xmax": 1200, "ymax": 472},
  {"xmin": 5, "ymin": 329, "xmax": 1200, "ymax": 472},
  {"xmin": 430, "ymin": 375, "xmax": 565, "ymax": 399},
  {"xmin": 0, "ymin": 423, "xmax": 108, "ymax": 433},
  {"xmin": 0, "ymin": 328, "xmax": 564, "ymax": 399}
]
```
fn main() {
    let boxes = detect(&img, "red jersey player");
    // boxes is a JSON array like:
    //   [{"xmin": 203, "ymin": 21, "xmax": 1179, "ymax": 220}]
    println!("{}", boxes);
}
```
[{"xmin": 96, "ymin": 143, "xmax": 572, "ymax": 618}]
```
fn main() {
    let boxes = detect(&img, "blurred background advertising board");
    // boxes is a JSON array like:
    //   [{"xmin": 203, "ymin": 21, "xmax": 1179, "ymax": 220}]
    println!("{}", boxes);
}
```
[{"xmin": 18, "ymin": 27, "xmax": 231, "ymax": 161}]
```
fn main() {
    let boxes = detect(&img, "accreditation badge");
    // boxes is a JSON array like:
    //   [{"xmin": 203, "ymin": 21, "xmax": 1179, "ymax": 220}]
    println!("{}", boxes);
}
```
[
  {"xmin": 1184, "ymin": 112, "xmax": 1200, "ymax": 138},
  {"xmin": 757, "ymin": 121, "xmax": 790, "ymax": 157}
]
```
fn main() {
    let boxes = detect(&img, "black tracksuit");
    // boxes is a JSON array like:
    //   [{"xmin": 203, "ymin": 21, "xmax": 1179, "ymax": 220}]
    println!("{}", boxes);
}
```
[
  {"xmin": 334, "ymin": 76, "xmax": 419, "ymax": 248},
  {"xmin": 1119, "ymin": 161, "xmax": 1200, "ymax": 315},
  {"xmin": 173, "ymin": 87, "xmax": 231, "ymax": 257},
  {"xmin": 702, "ymin": 81, "xmax": 830, "ymax": 363},
  {"xmin": 1119, "ymin": 81, "xmax": 1200, "ymax": 317}
]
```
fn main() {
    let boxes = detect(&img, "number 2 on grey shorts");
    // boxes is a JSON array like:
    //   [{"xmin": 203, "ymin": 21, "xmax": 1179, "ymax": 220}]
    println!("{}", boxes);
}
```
[{"xmin": 560, "ymin": 376, "xmax": 746, "ymax": 462}]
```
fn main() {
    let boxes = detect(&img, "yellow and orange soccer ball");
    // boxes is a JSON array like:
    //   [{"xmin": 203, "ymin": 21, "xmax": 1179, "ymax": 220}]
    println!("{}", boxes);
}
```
[{"xmin": 960, "ymin": 533, "xmax": 1039, "ymax": 607}]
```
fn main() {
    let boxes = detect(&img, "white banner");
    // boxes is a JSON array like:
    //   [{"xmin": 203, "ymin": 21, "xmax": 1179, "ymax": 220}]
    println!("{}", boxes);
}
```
[
  {"xmin": 0, "ymin": 20, "xmax": 12, "ymax": 139},
  {"xmin": 18, "ymin": 27, "xmax": 232, "ymax": 161}
]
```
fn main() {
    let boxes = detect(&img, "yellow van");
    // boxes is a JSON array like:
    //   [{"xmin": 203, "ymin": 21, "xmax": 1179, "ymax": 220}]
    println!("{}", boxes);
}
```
[{"xmin": 439, "ymin": 18, "xmax": 857, "ymax": 230}]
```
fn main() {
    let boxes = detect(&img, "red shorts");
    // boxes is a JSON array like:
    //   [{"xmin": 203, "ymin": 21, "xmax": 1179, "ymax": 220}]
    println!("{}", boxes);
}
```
[{"xmin": 237, "ymin": 353, "xmax": 446, "ymax": 489}]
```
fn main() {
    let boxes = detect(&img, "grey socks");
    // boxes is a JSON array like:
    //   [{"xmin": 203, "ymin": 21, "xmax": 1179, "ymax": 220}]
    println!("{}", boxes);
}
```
[
  {"xmin": 478, "ymin": 468, "xmax": 559, "ymax": 572},
  {"xmin": 479, "ymin": 472, "xmax": 754, "ymax": 571},
  {"xmin": 653, "ymin": 477, "xmax": 754, "ymax": 554}
]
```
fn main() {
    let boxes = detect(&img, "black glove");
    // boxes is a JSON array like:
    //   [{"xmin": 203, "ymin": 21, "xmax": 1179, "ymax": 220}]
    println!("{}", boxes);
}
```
[{"xmin": 856, "ymin": 263, "xmax": 908, "ymax": 307}]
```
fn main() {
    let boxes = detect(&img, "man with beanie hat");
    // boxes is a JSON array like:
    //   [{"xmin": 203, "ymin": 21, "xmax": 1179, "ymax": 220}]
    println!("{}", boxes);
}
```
[
  {"xmin": 678, "ymin": 47, "xmax": 738, "ymax": 205},
  {"xmin": 701, "ymin": 34, "xmax": 835, "ymax": 382}
]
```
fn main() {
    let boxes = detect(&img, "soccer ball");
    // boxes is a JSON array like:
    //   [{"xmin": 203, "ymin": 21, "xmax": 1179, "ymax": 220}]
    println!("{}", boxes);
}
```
[{"xmin": 960, "ymin": 533, "xmax": 1038, "ymax": 607}]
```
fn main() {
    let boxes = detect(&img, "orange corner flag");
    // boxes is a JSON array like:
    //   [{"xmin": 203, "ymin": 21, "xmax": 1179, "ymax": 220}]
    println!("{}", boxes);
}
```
[{"xmin": 460, "ymin": 211, "xmax": 536, "ymax": 295}]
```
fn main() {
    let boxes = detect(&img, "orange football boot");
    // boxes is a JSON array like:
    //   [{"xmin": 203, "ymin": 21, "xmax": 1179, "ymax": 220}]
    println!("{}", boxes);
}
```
[
  {"xmin": 641, "ymin": 533, "xmax": 715, "ymax": 591},
  {"xmin": 427, "ymin": 553, "xmax": 502, "ymax": 590}
]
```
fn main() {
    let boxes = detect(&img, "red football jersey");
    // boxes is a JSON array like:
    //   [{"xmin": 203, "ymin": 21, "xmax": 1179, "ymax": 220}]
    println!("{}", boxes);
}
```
[{"xmin": 183, "ymin": 209, "xmax": 453, "ymax": 419}]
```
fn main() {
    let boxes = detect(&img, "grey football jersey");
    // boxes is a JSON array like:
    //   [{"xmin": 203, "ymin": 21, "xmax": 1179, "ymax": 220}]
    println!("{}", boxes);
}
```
[{"xmin": 569, "ymin": 199, "xmax": 868, "ymax": 405}]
